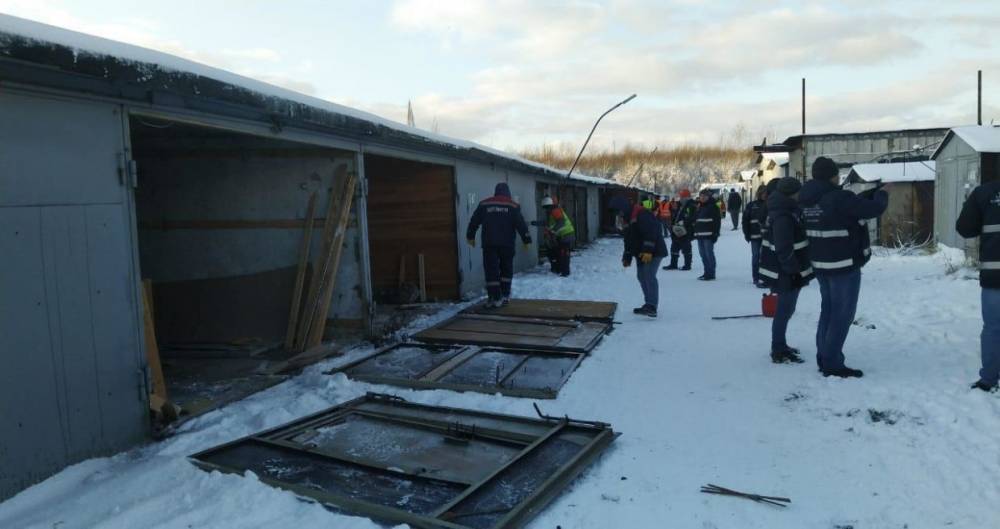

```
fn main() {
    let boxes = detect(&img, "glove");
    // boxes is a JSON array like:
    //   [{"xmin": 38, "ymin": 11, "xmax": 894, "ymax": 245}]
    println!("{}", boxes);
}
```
[
  {"xmin": 639, "ymin": 252, "xmax": 653, "ymax": 264},
  {"xmin": 622, "ymin": 258, "xmax": 632, "ymax": 268},
  {"xmin": 466, "ymin": 238, "xmax": 475, "ymax": 247},
  {"xmin": 712, "ymin": 237, "xmax": 719, "ymax": 244}
]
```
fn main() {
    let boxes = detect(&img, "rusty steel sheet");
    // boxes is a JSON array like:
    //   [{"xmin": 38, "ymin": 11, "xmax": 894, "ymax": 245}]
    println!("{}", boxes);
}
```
[
  {"xmin": 462, "ymin": 299, "xmax": 617, "ymax": 323},
  {"xmin": 190, "ymin": 393, "xmax": 616, "ymax": 529}
]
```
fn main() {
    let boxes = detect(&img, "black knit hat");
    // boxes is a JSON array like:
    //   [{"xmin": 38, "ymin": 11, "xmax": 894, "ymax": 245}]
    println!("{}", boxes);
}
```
[
  {"xmin": 765, "ymin": 178, "xmax": 780, "ymax": 195},
  {"xmin": 776, "ymin": 176, "xmax": 802, "ymax": 196},
  {"xmin": 812, "ymin": 156, "xmax": 839, "ymax": 180}
]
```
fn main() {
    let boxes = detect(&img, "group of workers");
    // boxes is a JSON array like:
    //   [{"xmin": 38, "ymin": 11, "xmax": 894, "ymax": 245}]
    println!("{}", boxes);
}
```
[{"xmin": 466, "ymin": 159, "xmax": 1000, "ymax": 390}]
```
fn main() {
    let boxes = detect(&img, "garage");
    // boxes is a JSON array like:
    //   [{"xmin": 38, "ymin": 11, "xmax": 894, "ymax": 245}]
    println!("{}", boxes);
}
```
[{"xmin": 130, "ymin": 115, "xmax": 362, "ymax": 415}]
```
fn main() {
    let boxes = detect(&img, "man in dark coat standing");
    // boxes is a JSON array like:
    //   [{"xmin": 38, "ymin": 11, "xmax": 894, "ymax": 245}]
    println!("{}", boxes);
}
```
[
  {"xmin": 694, "ymin": 189, "xmax": 722, "ymax": 280},
  {"xmin": 727, "ymin": 188, "xmax": 743, "ymax": 230},
  {"xmin": 759, "ymin": 177, "xmax": 813, "ymax": 364},
  {"xmin": 743, "ymin": 185, "xmax": 768, "ymax": 287},
  {"xmin": 956, "ymin": 179, "xmax": 1000, "ymax": 392},
  {"xmin": 799, "ymin": 156, "xmax": 887, "ymax": 378},
  {"xmin": 466, "ymin": 182, "xmax": 532, "ymax": 308},
  {"xmin": 623, "ymin": 199, "xmax": 668, "ymax": 317},
  {"xmin": 664, "ymin": 189, "xmax": 696, "ymax": 270}
]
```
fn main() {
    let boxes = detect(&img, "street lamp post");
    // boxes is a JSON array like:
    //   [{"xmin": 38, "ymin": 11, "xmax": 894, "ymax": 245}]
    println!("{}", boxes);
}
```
[{"xmin": 564, "ymin": 94, "xmax": 637, "ymax": 180}]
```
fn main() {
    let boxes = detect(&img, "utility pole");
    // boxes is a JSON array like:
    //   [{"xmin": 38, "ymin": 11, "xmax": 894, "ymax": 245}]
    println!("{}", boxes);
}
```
[
  {"xmin": 801, "ymin": 78, "xmax": 806, "ymax": 134},
  {"xmin": 978, "ymin": 70, "xmax": 983, "ymax": 126}
]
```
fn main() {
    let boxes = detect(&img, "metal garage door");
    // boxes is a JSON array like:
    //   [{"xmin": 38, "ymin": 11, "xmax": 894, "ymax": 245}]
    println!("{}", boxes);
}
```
[{"xmin": 0, "ymin": 91, "xmax": 147, "ymax": 500}]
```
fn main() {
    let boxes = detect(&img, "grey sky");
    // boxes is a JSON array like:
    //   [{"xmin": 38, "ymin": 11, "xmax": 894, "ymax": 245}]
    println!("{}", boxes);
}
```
[{"xmin": 2, "ymin": 0, "xmax": 997, "ymax": 151}]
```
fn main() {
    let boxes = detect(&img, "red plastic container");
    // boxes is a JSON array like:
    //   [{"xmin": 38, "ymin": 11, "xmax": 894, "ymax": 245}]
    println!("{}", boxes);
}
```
[{"xmin": 762, "ymin": 293, "xmax": 778, "ymax": 318}]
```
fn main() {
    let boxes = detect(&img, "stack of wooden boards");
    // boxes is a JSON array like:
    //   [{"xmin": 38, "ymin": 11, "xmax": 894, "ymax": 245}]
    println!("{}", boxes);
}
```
[{"xmin": 284, "ymin": 167, "xmax": 357, "ymax": 354}]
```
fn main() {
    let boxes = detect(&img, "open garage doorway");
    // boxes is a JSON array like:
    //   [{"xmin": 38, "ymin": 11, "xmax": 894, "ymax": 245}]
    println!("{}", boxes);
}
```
[
  {"xmin": 129, "ymin": 115, "xmax": 362, "ymax": 420},
  {"xmin": 363, "ymin": 154, "xmax": 460, "ymax": 307}
]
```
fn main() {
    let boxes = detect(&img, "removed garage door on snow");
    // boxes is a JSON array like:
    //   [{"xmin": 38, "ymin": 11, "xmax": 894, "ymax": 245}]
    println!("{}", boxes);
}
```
[
  {"xmin": 330, "ymin": 299, "xmax": 617, "ymax": 398},
  {"xmin": 190, "ymin": 393, "xmax": 616, "ymax": 529}
]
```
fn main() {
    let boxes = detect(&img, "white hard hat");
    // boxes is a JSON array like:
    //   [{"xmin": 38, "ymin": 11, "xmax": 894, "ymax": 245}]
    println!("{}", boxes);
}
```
[{"xmin": 541, "ymin": 196, "xmax": 555, "ymax": 207}]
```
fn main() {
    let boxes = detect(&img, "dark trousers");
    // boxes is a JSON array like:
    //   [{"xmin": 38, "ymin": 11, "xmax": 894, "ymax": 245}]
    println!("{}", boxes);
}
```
[
  {"xmin": 547, "ymin": 241, "xmax": 572, "ymax": 276},
  {"xmin": 697, "ymin": 238, "xmax": 717, "ymax": 277},
  {"xmin": 750, "ymin": 239, "xmax": 762, "ymax": 283},
  {"xmin": 483, "ymin": 246, "xmax": 515, "ymax": 300},
  {"xmin": 816, "ymin": 269, "xmax": 862, "ymax": 371},
  {"xmin": 636, "ymin": 257, "xmax": 664, "ymax": 309},
  {"xmin": 771, "ymin": 288, "xmax": 801, "ymax": 350},
  {"xmin": 981, "ymin": 288, "xmax": 1000, "ymax": 385},
  {"xmin": 730, "ymin": 210, "xmax": 740, "ymax": 229},
  {"xmin": 669, "ymin": 237, "xmax": 692, "ymax": 266}
]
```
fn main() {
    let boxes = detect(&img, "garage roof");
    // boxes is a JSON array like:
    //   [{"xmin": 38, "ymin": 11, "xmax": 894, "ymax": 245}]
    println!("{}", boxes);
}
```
[{"xmin": 0, "ymin": 14, "xmax": 615, "ymax": 188}]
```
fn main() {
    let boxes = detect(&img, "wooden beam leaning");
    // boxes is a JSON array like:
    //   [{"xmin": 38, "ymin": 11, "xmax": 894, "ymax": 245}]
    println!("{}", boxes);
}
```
[
  {"xmin": 295, "ymin": 167, "xmax": 347, "ymax": 351},
  {"xmin": 285, "ymin": 191, "xmax": 317, "ymax": 351},
  {"xmin": 304, "ymin": 169, "xmax": 358, "ymax": 349}
]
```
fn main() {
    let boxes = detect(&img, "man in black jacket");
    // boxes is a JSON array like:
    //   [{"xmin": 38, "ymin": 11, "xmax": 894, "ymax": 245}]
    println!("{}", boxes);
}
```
[
  {"xmin": 623, "ymin": 199, "xmax": 669, "ymax": 317},
  {"xmin": 664, "ymin": 189, "xmax": 696, "ymax": 270},
  {"xmin": 759, "ymin": 177, "xmax": 813, "ymax": 364},
  {"xmin": 743, "ymin": 186, "xmax": 767, "ymax": 286},
  {"xmin": 799, "ymin": 157, "xmax": 887, "ymax": 378},
  {"xmin": 956, "ymin": 179, "xmax": 1000, "ymax": 392},
  {"xmin": 466, "ymin": 182, "xmax": 532, "ymax": 307},
  {"xmin": 727, "ymin": 188, "xmax": 743, "ymax": 230},
  {"xmin": 694, "ymin": 189, "xmax": 722, "ymax": 280}
]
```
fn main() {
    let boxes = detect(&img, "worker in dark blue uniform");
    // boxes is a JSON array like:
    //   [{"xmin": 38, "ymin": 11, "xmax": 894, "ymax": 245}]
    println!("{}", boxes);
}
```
[
  {"xmin": 466, "ymin": 182, "xmax": 531, "ymax": 308},
  {"xmin": 956, "ymin": 179, "xmax": 1000, "ymax": 392},
  {"xmin": 743, "ymin": 185, "xmax": 767, "ymax": 287},
  {"xmin": 799, "ymin": 156, "xmax": 888, "ymax": 378},
  {"xmin": 759, "ymin": 177, "xmax": 813, "ymax": 364},
  {"xmin": 694, "ymin": 189, "xmax": 722, "ymax": 280},
  {"xmin": 664, "ymin": 189, "xmax": 696, "ymax": 271}
]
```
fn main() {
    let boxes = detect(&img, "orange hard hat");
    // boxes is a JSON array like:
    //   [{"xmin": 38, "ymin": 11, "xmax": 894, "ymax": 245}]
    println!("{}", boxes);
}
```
[{"xmin": 679, "ymin": 189, "xmax": 692, "ymax": 198}]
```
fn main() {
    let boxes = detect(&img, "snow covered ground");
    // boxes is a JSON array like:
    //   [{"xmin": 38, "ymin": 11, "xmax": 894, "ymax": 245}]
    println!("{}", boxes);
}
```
[{"xmin": 1, "ymin": 228, "xmax": 997, "ymax": 529}]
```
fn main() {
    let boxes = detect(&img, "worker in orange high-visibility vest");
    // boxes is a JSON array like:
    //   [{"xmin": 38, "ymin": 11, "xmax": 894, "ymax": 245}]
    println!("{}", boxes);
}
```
[{"xmin": 656, "ymin": 195, "xmax": 673, "ymax": 238}]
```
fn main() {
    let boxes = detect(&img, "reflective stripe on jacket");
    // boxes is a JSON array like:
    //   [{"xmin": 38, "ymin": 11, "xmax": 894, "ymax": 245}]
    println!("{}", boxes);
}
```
[{"xmin": 956, "ymin": 181, "xmax": 1000, "ymax": 289}]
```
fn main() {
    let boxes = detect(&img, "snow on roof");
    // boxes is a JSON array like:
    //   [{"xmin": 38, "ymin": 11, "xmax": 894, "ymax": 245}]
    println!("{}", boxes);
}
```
[
  {"xmin": 739, "ymin": 170, "xmax": 755, "ymax": 181},
  {"xmin": 847, "ymin": 161, "xmax": 936, "ymax": 183},
  {"xmin": 0, "ymin": 14, "xmax": 613, "ymax": 187},
  {"xmin": 931, "ymin": 125, "xmax": 1000, "ymax": 159}
]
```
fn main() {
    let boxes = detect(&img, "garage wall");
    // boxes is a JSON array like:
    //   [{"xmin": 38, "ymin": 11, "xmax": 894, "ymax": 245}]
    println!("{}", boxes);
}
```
[
  {"xmin": 134, "ymin": 144, "xmax": 364, "ymax": 342},
  {"xmin": 453, "ymin": 161, "xmax": 540, "ymax": 299}
]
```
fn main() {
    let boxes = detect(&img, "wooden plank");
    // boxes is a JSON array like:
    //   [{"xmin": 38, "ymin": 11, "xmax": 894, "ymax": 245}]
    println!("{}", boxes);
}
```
[
  {"xmin": 138, "ymin": 219, "xmax": 329, "ymax": 230},
  {"xmin": 304, "ymin": 169, "xmax": 358, "ymax": 349},
  {"xmin": 398, "ymin": 254, "xmax": 406, "ymax": 289},
  {"xmin": 464, "ymin": 298, "xmax": 617, "ymax": 322},
  {"xmin": 264, "ymin": 342, "xmax": 342, "ymax": 375},
  {"xmin": 285, "ymin": 191, "xmax": 318, "ymax": 350},
  {"xmin": 419, "ymin": 346, "xmax": 480, "ymax": 382},
  {"xmin": 295, "ymin": 172, "xmax": 344, "ymax": 350},
  {"xmin": 417, "ymin": 253, "xmax": 426, "ymax": 302},
  {"xmin": 555, "ymin": 322, "xmax": 611, "ymax": 351},
  {"xmin": 141, "ymin": 280, "xmax": 168, "ymax": 402},
  {"xmin": 440, "ymin": 319, "xmax": 568, "ymax": 339},
  {"xmin": 459, "ymin": 313, "xmax": 580, "ymax": 328}
]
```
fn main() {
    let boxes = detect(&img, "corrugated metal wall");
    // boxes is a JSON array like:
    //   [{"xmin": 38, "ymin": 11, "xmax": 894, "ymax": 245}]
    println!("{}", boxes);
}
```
[
  {"xmin": 934, "ymin": 137, "xmax": 980, "ymax": 250},
  {"xmin": 0, "ymin": 91, "xmax": 147, "ymax": 500}
]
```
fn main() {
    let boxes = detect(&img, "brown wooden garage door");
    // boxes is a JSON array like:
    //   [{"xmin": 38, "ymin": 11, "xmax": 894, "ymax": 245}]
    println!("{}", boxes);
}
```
[{"xmin": 365, "ymin": 154, "xmax": 459, "ymax": 301}]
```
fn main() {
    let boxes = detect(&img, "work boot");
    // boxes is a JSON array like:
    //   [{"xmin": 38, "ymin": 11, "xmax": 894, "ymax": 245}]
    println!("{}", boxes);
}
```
[
  {"xmin": 663, "ymin": 261, "xmax": 679, "ymax": 271},
  {"xmin": 635, "ymin": 305, "xmax": 657, "ymax": 318},
  {"xmin": 697, "ymin": 275, "xmax": 716, "ymax": 281},
  {"xmin": 681, "ymin": 262, "xmax": 692, "ymax": 271},
  {"xmin": 971, "ymin": 380, "xmax": 998, "ymax": 392},
  {"xmin": 771, "ymin": 347, "xmax": 804, "ymax": 364},
  {"xmin": 500, "ymin": 296, "xmax": 511, "ymax": 307},
  {"xmin": 822, "ymin": 366, "xmax": 864, "ymax": 378}
]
